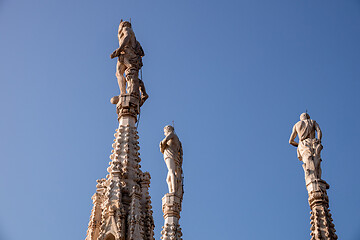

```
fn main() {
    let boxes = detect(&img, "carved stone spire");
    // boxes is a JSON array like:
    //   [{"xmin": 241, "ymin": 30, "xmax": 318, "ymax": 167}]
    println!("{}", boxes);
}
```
[
  {"xmin": 159, "ymin": 126, "xmax": 184, "ymax": 240},
  {"xmin": 307, "ymin": 180, "xmax": 337, "ymax": 240},
  {"xmin": 86, "ymin": 179, "xmax": 107, "ymax": 240},
  {"xmin": 161, "ymin": 194, "xmax": 183, "ymax": 240},
  {"xmin": 85, "ymin": 21, "xmax": 154, "ymax": 240},
  {"xmin": 289, "ymin": 113, "xmax": 337, "ymax": 240}
]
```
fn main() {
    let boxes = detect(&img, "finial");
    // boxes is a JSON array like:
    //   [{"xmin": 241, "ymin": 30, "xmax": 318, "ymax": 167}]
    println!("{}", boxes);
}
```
[{"xmin": 172, "ymin": 120, "xmax": 174, "ymax": 128}]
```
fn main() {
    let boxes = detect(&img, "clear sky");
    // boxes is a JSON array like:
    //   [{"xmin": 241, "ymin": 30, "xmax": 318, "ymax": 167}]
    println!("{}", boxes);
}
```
[{"xmin": 1, "ymin": 0, "xmax": 360, "ymax": 239}]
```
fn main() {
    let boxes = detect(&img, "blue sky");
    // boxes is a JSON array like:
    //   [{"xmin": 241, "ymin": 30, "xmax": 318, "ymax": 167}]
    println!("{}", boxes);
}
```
[{"xmin": 1, "ymin": 0, "xmax": 360, "ymax": 239}]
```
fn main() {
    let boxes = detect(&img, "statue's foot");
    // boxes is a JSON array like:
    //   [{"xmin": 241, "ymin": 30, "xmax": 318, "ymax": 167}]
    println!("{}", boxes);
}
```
[{"xmin": 110, "ymin": 96, "xmax": 120, "ymax": 104}]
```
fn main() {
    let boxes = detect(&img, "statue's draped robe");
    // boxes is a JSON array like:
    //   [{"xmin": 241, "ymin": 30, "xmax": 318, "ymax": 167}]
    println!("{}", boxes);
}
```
[
  {"xmin": 120, "ymin": 40, "xmax": 144, "ymax": 71},
  {"xmin": 164, "ymin": 133, "xmax": 183, "ymax": 196},
  {"xmin": 296, "ymin": 119, "xmax": 323, "ymax": 179},
  {"xmin": 297, "ymin": 119, "xmax": 322, "ymax": 161}
]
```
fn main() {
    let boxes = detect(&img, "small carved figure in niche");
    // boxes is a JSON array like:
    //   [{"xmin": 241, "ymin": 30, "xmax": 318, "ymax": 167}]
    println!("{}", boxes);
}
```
[
  {"xmin": 110, "ymin": 20, "xmax": 148, "ymax": 106},
  {"xmin": 160, "ymin": 125, "xmax": 183, "ymax": 197},
  {"xmin": 289, "ymin": 113, "xmax": 323, "ymax": 181}
]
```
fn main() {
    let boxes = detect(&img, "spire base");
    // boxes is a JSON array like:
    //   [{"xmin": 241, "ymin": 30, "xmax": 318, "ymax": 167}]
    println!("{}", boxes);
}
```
[
  {"xmin": 306, "ymin": 179, "xmax": 337, "ymax": 240},
  {"xmin": 111, "ymin": 94, "xmax": 140, "ymax": 122},
  {"xmin": 161, "ymin": 193, "xmax": 183, "ymax": 240}
]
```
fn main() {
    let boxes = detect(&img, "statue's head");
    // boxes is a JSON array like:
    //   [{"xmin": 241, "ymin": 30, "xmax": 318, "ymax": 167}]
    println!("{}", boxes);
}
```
[
  {"xmin": 164, "ymin": 125, "xmax": 174, "ymax": 135},
  {"xmin": 118, "ymin": 20, "xmax": 132, "ymax": 35},
  {"xmin": 300, "ymin": 112, "xmax": 310, "ymax": 121}
]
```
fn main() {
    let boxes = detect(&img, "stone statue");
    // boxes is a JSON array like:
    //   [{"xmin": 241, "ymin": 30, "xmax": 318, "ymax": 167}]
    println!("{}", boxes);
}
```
[
  {"xmin": 110, "ymin": 20, "xmax": 148, "ymax": 106},
  {"xmin": 160, "ymin": 125, "xmax": 183, "ymax": 197},
  {"xmin": 289, "ymin": 113, "xmax": 323, "ymax": 182}
]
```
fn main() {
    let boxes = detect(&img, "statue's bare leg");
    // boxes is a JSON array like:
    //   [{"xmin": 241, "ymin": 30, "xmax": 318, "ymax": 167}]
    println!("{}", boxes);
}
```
[
  {"xmin": 116, "ymin": 61, "xmax": 126, "ymax": 95},
  {"xmin": 314, "ymin": 157, "xmax": 322, "ymax": 179},
  {"xmin": 165, "ymin": 158, "xmax": 176, "ymax": 193},
  {"xmin": 166, "ymin": 173, "xmax": 173, "ymax": 193}
]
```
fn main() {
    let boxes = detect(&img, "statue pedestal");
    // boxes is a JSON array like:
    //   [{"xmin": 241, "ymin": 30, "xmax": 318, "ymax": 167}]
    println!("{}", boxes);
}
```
[
  {"xmin": 162, "ymin": 193, "xmax": 182, "ymax": 219},
  {"xmin": 304, "ymin": 179, "xmax": 337, "ymax": 240},
  {"xmin": 306, "ymin": 179, "xmax": 329, "ymax": 194},
  {"xmin": 161, "ymin": 193, "xmax": 183, "ymax": 240},
  {"xmin": 114, "ymin": 94, "xmax": 140, "ymax": 122}
]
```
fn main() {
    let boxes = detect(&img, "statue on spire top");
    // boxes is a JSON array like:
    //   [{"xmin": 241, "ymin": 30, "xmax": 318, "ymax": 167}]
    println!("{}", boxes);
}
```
[
  {"xmin": 160, "ymin": 125, "xmax": 183, "ymax": 198},
  {"xmin": 110, "ymin": 20, "xmax": 148, "ymax": 106},
  {"xmin": 289, "ymin": 112, "xmax": 323, "ymax": 182}
]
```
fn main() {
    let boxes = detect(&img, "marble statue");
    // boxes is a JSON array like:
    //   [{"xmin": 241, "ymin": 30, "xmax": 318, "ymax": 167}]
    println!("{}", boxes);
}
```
[
  {"xmin": 110, "ymin": 20, "xmax": 148, "ymax": 105},
  {"xmin": 160, "ymin": 126, "xmax": 184, "ymax": 240},
  {"xmin": 289, "ymin": 112, "xmax": 323, "ymax": 181},
  {"xmin": 160, "ymin": 125, "xmax": 183, "ymax": 197},
  {"xmin": 289, "ymin": 114, "xmax": 338, "ymax": 239}
]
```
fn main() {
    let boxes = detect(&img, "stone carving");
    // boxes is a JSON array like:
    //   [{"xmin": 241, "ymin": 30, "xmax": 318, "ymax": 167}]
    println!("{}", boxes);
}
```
[
  {"xmin": 140, "ymin": 172, "xmax": 155, "ymax": 240},
  {"xmin": 160, "ymin": 125, "xmax": 183, "ymax": 197},
  {"xmin": 162, "ymin": 193, "xmax": 182, "ymax": 219},
  {"xmin": 161, "ymin": 223, "xmax": 182, "ymax": 240},
  {"xmin": 289, "ymin": 113, "xmax": 337, "ymax": 240},
  {"xmin": 160, "ymin": 126, "xmax": 184, "ymax": 240},
  {"xmin": 289, "ymin": 112, "xmax": 323, "ymax": 183},
  {"xmin": 110, "ymin": 20, "xmax": 148, "ymax": 106},
  {"xmin": 86, "ymin": 21, "xmax": 154, "ymax": 240},
  {"xmin": 128, "ymin": 185, "xmax": 145, "ymax": 240},
  {"xmin": 85, "ymin": 179, "xmax": 107, "ymax": 240},
  {"xmin": 86, "ymin": 120, "xmax": 154, "ymax": 240}
]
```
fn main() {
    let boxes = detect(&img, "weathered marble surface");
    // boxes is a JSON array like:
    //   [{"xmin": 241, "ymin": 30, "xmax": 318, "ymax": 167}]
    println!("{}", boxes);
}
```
[
  {"xmin": 110, "ymin": 20, "xmax": 148, "ymax": 106},
  {"xmin": 289, "ymin": 112, "xmax": 323, "ymax": 183},
  {"xmin": 160, "ymin": 125, "xmax": 183, "ymax": 197},
  {"xmin": 161, "ymin": 194, "xmax": 183, "ymax": 240},
  {"xmin": 160, "ymin": 126, "xmax": 184, "ymax": 240},
  {"xmin": 85, "ymin": 118, "xmax": 155, "ymax": 240},
  {"xmin": 85, "ymin": 23, "xmax": 154, "ymax": 239},
  {"xmin": 289, "ymin": 113, "xmax": 337, "ymax": 240}
]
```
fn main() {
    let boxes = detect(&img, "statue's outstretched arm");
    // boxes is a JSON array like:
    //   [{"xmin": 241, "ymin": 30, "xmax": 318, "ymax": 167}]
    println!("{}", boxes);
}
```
[
  {"xmin": 289, "ymin": 125, "xmax": 298, "ymax": 147},
  {"xmin": 110, "ymin": 48, "xmax": 120, "ymax": 59}
]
